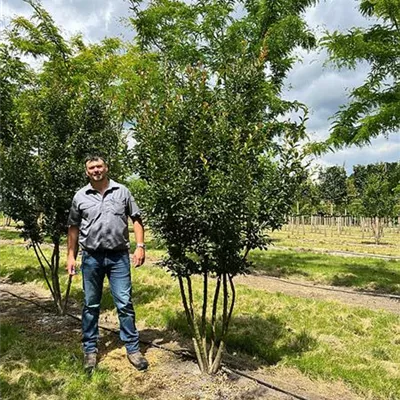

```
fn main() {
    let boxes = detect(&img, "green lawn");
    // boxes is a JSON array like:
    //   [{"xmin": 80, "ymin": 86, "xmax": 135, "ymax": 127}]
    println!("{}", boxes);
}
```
[
  {"xmin": 0, "ymin": 322, "xmax": 141, "ymax": 400},
  {"xmin": 249, "ymin": 249, "xmax": 400, "ymax": 294},
  {"xmin": 1, "ymin": 242, "xmax": 400, "ymax": 399},
  {"xmin": 270, "ymin": 225, "xmax": 400, "ymax": 256}
]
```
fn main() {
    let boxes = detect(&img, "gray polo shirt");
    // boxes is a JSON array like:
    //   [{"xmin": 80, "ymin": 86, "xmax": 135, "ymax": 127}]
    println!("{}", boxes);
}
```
[{"xmin": 68, "ymin": 179, "xmax": 141, "ymax": 252}]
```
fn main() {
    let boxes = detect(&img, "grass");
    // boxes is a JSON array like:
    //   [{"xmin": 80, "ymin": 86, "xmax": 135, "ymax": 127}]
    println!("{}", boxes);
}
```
[
  {"xmin": 1, "ymin": 236, "xmax": 400, "ymax": 399},
  {"xmin": 0, "ymin": 245, "xmax": 46, "ymax": 283},
  {"xmin": 249, "ymin": 249, "xmax": 400, "ymax": 294},
  {"xmin": 0, "ymin": 229, "xmax": 24, "ymax": 242},
  {"xmin": 2, "ymin": 238, "xmax": 399, "ymax": 296},
  {"xmin": 115, "ymin": 267, "xmax": 400, "ymax": 400},
  {"xmin": 0, "ymin": 322, "xmax": 141, "ymax": 400},
  {"xmin": 271, "ymin": 225, "xmax": 400, "ymax": 256}
]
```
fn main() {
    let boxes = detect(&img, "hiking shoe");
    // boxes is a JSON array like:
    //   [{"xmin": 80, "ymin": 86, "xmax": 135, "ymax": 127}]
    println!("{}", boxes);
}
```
[
  {"xmin": 127, "ymin": 351, "xmax": 148, "ymax": 371},
  {"xmin": 83, "ymin": 352, "xmax": 97, "ymax": 374}
]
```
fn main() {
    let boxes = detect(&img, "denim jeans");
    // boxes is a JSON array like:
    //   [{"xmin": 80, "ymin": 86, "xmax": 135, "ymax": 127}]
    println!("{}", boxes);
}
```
[{"xmin": 81, "ymin": 250, "xmax": 139, "ymax": 354}]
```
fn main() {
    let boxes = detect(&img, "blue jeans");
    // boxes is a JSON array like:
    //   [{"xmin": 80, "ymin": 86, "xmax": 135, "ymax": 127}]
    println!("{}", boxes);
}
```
[{"xmin": 81, "ymin": 250, "xmax": 139, "ymax": 354}]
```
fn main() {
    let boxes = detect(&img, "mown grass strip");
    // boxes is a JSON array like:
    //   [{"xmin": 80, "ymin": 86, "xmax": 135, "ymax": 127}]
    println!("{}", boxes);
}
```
[{"xmin": 249, "ymin": 249, "xmax": 400, "ymax": 294}]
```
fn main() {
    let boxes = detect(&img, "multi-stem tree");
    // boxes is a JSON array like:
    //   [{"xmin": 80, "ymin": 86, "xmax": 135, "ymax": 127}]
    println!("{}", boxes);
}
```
[{"xmin": 128, "ymin": 0, "xmax": 316, "ymax": 373}]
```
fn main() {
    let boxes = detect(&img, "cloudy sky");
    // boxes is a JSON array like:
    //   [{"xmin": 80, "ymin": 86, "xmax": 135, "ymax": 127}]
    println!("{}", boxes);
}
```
[{"xmin": 2, "ymin": 0, "xmax": 399, "ymax": 174}]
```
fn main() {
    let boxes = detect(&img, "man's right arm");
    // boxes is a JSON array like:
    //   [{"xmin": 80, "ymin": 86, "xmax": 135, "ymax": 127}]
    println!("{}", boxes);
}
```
[{"xmin": 66, "ymin": 225, "xmax": 79, "ymax": 276}]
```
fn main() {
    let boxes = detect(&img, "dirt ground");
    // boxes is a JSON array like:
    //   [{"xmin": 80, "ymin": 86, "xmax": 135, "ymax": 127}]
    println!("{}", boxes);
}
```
[{"xmin": 0, "ymin": 279, "xmax": 369, "ymax": 400}]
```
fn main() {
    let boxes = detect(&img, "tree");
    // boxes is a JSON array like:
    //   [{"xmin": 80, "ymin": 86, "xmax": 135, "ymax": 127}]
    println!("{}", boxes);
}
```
[
  {"xmin": 318, "ymin": 166, "xmax": 348, "ymax": 214},
  {"xmin": 0, "ymin": 1, "xmax": 131, "ymax": 314},
  {"xmin": 128, "ymin": 0, "xmax": 315, "ymax": 373},
  {"xmin": 360, "ymin": 168, "xmax": 398, "ymax": 244},
  {"xmin": 322, "ymin": 0, "xmax": 400, "ymax": 148},
  {"xmin": 351, "ymin": 162, "xmax": 400, "ymax": 243}
]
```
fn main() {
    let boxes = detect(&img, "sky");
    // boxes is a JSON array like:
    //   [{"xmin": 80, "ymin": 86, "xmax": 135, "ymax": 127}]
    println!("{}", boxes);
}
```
[{"xmin": 1, "ymin": 0, "xmax": 399, "ymax": 174}]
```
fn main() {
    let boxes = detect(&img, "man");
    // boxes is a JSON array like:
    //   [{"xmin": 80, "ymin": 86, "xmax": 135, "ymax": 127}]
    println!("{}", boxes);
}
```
[{"xmin": 66, "ymin": 155, "xmax": 148, "ymax": 373}]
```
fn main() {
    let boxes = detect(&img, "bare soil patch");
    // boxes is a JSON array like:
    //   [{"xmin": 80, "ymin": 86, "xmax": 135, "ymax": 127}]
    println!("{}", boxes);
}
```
[{"xmin": 0, "ymin": 280, "xmax": 364, "ymax": 400}]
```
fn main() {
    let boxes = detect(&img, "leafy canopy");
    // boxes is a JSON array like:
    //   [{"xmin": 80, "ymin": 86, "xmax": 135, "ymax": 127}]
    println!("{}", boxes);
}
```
[
  {"xmin": 0, "ymin": 1, "xmax": 132, "ymax": 243},
  {"xmin": 129, "ymin": 0, "xmax": 316, "ymax": 277},
  {"xmin": 322, "ymin": 0, "xmax": 400, "ymax": 147}
]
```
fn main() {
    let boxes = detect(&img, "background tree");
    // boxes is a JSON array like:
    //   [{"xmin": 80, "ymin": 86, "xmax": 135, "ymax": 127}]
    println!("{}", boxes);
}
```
[
  {"xmin": 0, "ymin": 1, "xmax": 131, "ymax": 314},
  {"xmin": 322, "ymin": 0, "xmax": 400, "ymax": 148},
  {"xmin": 128, "ymin": 0, "xmax": 316, "ymax": 373},
  {"xmin": 318, "ymin": 166, "xmax": 348, "ymax": 215},
  {"xmin": 346, "ymin": 174, "xmax": 363, "ymax": 217},
  {"xmin": 360, "ymin": 168, "xmax": 398, "ymax": 244},
  {"xmin": 292, "ymin": 172, "xmax": 322, "ymax": 215},
  {"xmin": 351, "ymin": 162, "xmax": 400, "ymax": 243}
]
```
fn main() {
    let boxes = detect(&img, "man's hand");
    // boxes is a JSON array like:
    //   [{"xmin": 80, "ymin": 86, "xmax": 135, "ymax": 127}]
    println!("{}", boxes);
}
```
[
  {"xmin": 66, "ymin": 256, "xmax": 77, "ymax": 276},
  {"xmin": 133, "ymin": 247, "xmax": 145, "ymax": 267},
  {"xmin": 67, "ymin": 225, "xmax": 79, "ymax": 277}
]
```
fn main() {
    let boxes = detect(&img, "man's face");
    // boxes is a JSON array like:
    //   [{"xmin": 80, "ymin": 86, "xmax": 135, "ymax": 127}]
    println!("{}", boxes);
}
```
[{"xmin": 85, "ymin": 159, "xmax": 108, "ymax": 182}]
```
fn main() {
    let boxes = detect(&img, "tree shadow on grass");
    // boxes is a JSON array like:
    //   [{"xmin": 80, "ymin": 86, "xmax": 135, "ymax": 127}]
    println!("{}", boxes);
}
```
[
  {"xmin": 250, "ymin": 251, "xmax": 400, "ymax": 294},
  {"xmin": 161, "ymin": 311, "xmax": 316, "ymax": 372},
  {"xmin": 0, "ymin": 229, "xmax": 23, "ymax": 241},
  {"xmin": 249, "ymin": 252, "xmax": 311, "ymax": 278},
  {"xmin": 0, "ymin": 266, "xmax": 43, "ymax": 283}
]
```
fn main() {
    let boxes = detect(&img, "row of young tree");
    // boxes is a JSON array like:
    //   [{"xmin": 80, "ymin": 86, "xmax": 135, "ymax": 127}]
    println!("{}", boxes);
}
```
[
  {"xmin": 1, "ymin": 0, "xmax": 399, "ymax": 373},
  {"xmin": 295, "ymin": 162, "xmax": 400, "ymax": 218}
]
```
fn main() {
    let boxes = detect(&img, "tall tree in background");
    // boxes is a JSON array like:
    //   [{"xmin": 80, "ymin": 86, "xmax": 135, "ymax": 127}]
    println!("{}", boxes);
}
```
[
  {"xmin": 129, "ymin": 0, "xmax": 316, "ymax": 373},
  {"xmin": 351, "ymin": 162, "xmax": 400, "ymax": 243},
  {"xmin": 322, "ymin": 0, "xmax": 400, "ymax": 147},
  {"xmin": 319, "ymin": 166, "xmax": 348, "ymax": 214},
  {"xmin": 0, "ymin": 1, "xmax": 131, "ymax": 314},
  {"xmin": 360, "ymin": 166, "xmax": 398, "ymax": 243}
]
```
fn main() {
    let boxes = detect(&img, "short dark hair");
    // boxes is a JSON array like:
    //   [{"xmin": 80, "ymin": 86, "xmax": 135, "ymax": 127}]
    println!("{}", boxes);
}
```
[{"xmin": 84, "ymin": 155, "xmax": 108, "ymax": 166}]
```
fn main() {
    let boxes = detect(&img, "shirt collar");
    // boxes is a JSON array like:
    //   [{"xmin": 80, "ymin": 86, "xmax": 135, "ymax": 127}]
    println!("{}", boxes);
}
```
[{"xmin": 85, "ymin": 179, "xmax": 119, "ymax": 194}]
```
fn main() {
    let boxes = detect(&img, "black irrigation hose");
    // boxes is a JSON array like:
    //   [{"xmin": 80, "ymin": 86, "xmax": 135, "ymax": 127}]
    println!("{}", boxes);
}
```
[
  {"xmin": 2, "ymin": 289, "xmax": 311, "ymax": 400},
  {"xmin": 255, "ymin": 275, "xmax": 400, "ymax": 300}
]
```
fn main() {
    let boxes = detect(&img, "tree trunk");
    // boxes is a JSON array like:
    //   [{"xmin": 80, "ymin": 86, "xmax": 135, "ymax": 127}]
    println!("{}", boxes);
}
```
[
  {"xmin": 31, "ymin": 240, "xmax": 72, "ymax": 315},
  {"xmin": 177, "ymin": 271, "xmax": 236, "ymax": 374}
]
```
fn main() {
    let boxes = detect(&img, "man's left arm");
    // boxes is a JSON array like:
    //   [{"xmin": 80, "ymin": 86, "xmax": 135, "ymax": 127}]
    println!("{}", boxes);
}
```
[
  {"xmin": 131, "ymin": 216, "xmax": 145, "ymax": 267},
  {"xmin": 126, "ymin": 187, "xmax": 145, "ymax": 267}
]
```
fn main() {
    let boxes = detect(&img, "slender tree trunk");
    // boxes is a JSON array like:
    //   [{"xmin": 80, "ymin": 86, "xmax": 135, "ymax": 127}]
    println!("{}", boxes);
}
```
[
  {"xmin": 31, "ymin": 240, "xmax": 73, "ymax": 315},
  {"xmin": 177, "ymin": 270, "xmax": 236, "ymax": 374},
  {"xmin": 177, "ymin": 275, "xmax": 208, "ymax": 372},
  {"xmin": 210, "ymin": 273, "xmax": 236, "ymax": 373},
  {"xmin": 209, "ymin": 275, "xmax": 221, "ymax": 367}
]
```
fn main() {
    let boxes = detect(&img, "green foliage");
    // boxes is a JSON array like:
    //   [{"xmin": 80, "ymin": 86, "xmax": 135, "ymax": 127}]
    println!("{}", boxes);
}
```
[
  {"xmin": 351, "ymin": 162, "xmax": 400, "ymax": 219},
  {"xmin": 361, "ymin": 172, "xmax": 397, "ymax": 219},
  {"xmin": 318, "ymin": 166, "xmax": 348, "ymax": 213},
  {"xmin": 0, "ymin": 1, "xmax": 130, "ymax": 242},
  {"xmin": 291, "ymin": 171, "xmax": 322, "ymax": 215},
  {"xmin": 130, "ymin": 0, "xmax": 314, "ymax": 278},
  {"xmin": 322, "ymin": 0, "xmax": 400, "ymax": 147},
  {"xmin": 290, "ymin": 161, "xmax": 400, "ymax": 218},
  {"xmin": 0, "ymin": 0, "xmax": 132, "ymax": 313},
  {"xmin": 128, "ymin": 0, "xmax": 316, "ymax": 372}
]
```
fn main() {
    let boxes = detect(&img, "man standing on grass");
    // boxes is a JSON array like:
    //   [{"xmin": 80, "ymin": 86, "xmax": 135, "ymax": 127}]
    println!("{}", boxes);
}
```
[{"xmin": 66, "ymin": 155, "xmax": 148, "ymax": 373}]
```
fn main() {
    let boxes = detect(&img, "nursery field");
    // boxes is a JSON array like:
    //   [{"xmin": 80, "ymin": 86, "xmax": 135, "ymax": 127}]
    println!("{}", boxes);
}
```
[{"xmin": 1, "ymin": 226, "xmax": 400, "ymax": 400}]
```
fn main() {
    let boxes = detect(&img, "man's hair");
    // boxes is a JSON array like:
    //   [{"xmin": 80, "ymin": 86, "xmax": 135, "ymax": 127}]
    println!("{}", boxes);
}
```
[{"xmin": 84, "ymin": 155, "xmax": 108, "ymax": 166}]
